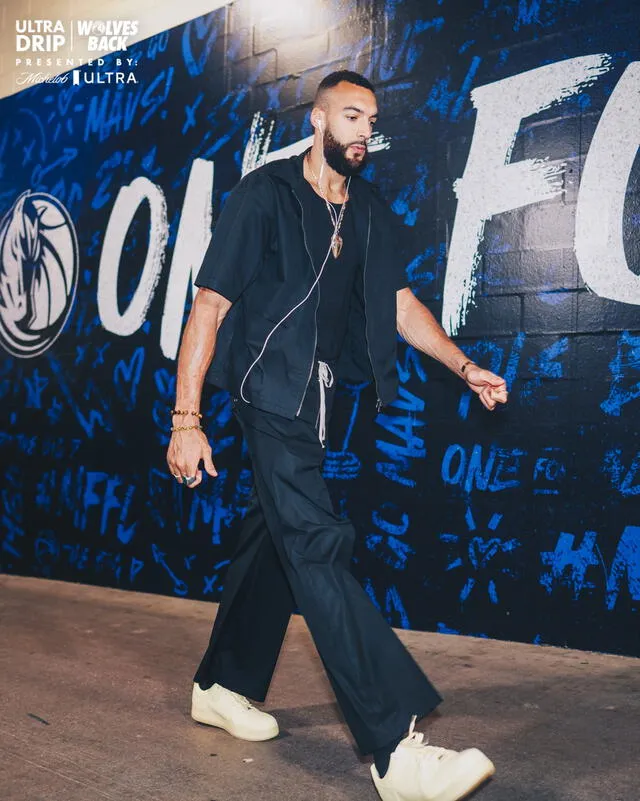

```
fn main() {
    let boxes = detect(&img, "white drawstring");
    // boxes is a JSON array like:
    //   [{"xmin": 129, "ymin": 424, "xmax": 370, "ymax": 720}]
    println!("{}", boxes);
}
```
[{"xmin": 316, "ymin": 360, "xmax": 334, "ymax": 447}]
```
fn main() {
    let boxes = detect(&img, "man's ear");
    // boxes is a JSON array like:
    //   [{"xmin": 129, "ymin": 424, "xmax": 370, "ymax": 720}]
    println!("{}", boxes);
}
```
[{"xmin": 311, "ymin": 108, "xmax": 325, "ymax": 132}]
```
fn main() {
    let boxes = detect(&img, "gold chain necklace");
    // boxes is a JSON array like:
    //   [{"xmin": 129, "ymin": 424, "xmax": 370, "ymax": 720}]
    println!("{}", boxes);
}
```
[{"xmin": 305, "ymin": 155, "xmax": 350, "ymax": 259}]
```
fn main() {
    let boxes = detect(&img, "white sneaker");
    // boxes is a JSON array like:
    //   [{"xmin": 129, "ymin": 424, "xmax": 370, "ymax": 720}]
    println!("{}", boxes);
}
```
[
  {"xmin": 191, "ymin": 682, "xmax": 279, "ymax": 741},
  {"xmin": 371, "ymin": 715, "xmax": 495, "ymax": 801}
]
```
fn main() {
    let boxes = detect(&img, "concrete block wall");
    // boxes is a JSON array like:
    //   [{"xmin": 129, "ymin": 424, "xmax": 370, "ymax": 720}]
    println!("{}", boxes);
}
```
[{"xmin": 0, "ymin": 0, "xmax": 639, "ymax": 656}]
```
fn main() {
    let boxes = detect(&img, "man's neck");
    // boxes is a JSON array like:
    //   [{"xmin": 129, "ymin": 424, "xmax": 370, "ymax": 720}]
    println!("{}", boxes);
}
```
[{"xmin": 305, "ymin": 144, "xmax": 348, "ymax": 202}]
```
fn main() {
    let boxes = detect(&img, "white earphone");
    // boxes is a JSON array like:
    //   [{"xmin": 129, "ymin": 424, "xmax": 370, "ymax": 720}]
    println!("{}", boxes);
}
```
[
  {"xmin": 239, "ymin": 240, "xmax": 334, "ymax": 406},
  {"xmin": 238, "ymin": 111, "xmax": 347, "ymax": 408}
]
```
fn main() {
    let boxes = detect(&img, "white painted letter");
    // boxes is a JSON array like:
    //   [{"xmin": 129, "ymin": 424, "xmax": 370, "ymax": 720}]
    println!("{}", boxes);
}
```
[
  {"xmin": 442, "ymin": 54, "xmax": 612, "ymax": 335},
  {"xmin": 575, "ymin": 62, "xmax": 640, "ymax": 306},
  {"xmin": 98, "ymin": 177, "xmax": 168, "ymax": 336}
]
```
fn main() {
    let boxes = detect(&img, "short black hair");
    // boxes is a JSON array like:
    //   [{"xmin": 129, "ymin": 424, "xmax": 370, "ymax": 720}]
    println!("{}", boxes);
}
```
[{"xmin": 315, "ymin": 70, "xmax": 375, "ymax": 103}]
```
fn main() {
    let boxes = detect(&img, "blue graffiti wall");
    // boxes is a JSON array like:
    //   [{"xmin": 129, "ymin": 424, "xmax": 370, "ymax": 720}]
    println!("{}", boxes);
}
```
[{"xmin": 1, "ymin": 0, "xmax": 639, "ymax": 656}]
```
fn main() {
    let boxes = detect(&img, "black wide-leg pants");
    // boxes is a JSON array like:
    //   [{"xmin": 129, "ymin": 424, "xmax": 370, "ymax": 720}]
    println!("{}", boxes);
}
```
[{"xmin": 193, "ymin": 360, "xmax": 443, "ymax": 755}]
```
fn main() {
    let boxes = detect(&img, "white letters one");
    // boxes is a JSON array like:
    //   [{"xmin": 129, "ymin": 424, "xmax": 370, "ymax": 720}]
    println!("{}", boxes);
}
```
[
  {"xmin": 160, "ymin": 158, "xmax": 214, "ymax": 360},
  {"xmin": 98, "ymin": 177, "xmax": 168, "ymax": 336},
  {"xmin": 575, "ymin": 62, "xmax": 640, "ymax": 305},
  {"xmin": 442, "ymin": 54, "xmax": 612, "ymax": 335}
]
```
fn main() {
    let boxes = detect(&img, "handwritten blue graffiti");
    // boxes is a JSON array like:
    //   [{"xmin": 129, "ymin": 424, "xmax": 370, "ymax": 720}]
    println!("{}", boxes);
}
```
[
  {"xmin": 113, "ymin": 347, "xmax": 145, "ymax": 411},
  {"xmin": 602, "ymin": 449, "xmax": 640, "ymax": 496},
  {"xmin": 540, "ymin": 531, "xmax": 600, "ymax": 599},
  {"xmin": 606, "ymin": 526, "xmax": 640, "ymax": 610},
  {"xmin": 376, "ymin": 386, "xmax": 426, "ymax": 487},
  {"xmin": 441, "ymin": 443, "xmax": 525, "ymax": 493},
  {"xmin": 441, "ymin": 508, "xmax": 520, "ymax": 604},
  {"xmin": 364, "ymin": 577, "xmax": 411, "ymax": 628},
  {"xmin": 366, "ymin": 502, "xmax": 415, "ymax": 570},
  {"xmin": 601, "ymin": 331, "xmax": 640, "ymax": 416},
  {"xmin": 323, "ymin": 382, "xmax": 368, "ymax": 480}
]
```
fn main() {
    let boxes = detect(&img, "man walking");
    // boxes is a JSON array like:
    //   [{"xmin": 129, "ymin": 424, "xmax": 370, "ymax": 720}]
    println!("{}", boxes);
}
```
[{"xmin": 167, "ymin": 70, "xmax": 508, "ymax": 801}]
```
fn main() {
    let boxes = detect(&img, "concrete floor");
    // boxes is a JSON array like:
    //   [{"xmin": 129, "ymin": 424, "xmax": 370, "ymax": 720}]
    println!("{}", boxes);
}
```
[{"xmin": 0, "ymin": 574, "xmax": 638, "ymax": 801}]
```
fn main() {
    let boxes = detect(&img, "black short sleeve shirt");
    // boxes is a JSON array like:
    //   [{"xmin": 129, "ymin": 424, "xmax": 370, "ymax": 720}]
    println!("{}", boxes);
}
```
[{"xmin": 194, "ymin": 171, "xmax": 273, "ymax": 303}]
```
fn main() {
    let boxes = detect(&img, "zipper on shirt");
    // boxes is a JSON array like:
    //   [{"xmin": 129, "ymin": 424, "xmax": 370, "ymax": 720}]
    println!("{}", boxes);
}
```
[
  {"xmin": 362, "ymin": 201, "xmax": 383, "ymax": 413},
  {"xmin": 292, "ymin": 188, "xmax": 320, "ymax": 416}
]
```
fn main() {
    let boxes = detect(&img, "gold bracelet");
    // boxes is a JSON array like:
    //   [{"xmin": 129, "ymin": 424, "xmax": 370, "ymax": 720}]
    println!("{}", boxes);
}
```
[
  {"xmin": 170, "ymin": 424, "xmax": 203, "ymax": 431},
  {"xmin": 460, "ymin": 359, "xmax": 476, "ymax": 375},
  {"xmin": 170, "ymin": 408, "xmax": 203, "ymax": 418}
]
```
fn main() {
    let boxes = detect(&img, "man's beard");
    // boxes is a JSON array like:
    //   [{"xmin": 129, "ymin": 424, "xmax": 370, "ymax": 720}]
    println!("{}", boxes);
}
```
[{"xmin": 323, "ymin": 127, "xmax": 368, "ymax": 176}]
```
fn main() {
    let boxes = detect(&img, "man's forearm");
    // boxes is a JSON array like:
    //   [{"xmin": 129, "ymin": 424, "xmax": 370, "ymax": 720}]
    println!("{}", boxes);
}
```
[
  {"xmin": 174, "ymin": 291, "xmax": 229, "ymax": 413},
  {"xmin": 398, "ymin": 293, "xmax": 471, "ymax": 379}
]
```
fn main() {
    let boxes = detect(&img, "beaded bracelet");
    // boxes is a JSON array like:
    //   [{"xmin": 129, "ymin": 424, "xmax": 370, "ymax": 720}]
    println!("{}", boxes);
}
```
[
  {"xmin": 170, "ymin": 408, "xmax": 203, "ymax": 418},
  {"xmin": 171, "ymin": 424, "xmax": 204, "ymax": 432}
]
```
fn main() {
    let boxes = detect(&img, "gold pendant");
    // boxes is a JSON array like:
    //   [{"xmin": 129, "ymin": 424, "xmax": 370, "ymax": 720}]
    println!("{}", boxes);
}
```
[{"xmin": 331, "ymin": 234, "xmax": 343, "ymax": 259}]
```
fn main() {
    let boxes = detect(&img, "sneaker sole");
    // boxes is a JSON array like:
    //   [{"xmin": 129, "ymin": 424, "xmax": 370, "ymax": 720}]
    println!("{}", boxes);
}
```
[
  {"xmin": 191, "ymin": 708, "xmax": 279, "ymax": 742},
  {"xmin": 370, "ymin": 750, "xmax": 495, "ymax": 801}
]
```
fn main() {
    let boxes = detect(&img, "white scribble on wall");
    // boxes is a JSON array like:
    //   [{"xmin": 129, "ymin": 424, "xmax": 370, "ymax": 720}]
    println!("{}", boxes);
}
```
[{"xmin": 241, "ymin": 112, "xmax": 392, "ymax": 176}]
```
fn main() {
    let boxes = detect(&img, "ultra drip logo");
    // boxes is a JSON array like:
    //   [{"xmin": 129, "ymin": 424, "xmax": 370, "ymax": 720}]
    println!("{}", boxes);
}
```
[
  {"xmin": 0, "ymin": 191, "xmax": 79, "ymax": 358},
  {"xmin": 15, "ymin": 20, "xmax": 66, "ymax": 52}
]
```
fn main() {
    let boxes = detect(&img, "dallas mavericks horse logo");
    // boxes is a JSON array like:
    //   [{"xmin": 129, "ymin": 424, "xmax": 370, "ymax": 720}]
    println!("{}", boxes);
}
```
[{"xmin": 0, "ymin": 190, "xmax": 79, "ymax": 358}]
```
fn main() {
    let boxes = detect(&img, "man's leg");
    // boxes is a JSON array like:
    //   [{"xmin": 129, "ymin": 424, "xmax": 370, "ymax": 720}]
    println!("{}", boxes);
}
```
[
  {"xmin": 193, "ymin": 487, "xmax": 295, "ymax": 701},
  {"xmin": 234, "ymin": 400, "xmax": 443, "ymax": 756}
]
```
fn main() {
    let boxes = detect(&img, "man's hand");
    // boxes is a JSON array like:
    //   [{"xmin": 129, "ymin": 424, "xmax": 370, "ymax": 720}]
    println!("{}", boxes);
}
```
[
  {"xmin": 395, "ymin": 289, "xmax": 509, "ymax": 411},
  {"xmin": 166, "ymin": 428, "xmax": 218, "ymax": 489},
  {"xmin": 464, "ymin": 365, "xmax": 508, "ymax": 411},
  {"xmin": 166, "ymin": 287, "xmax": 231, "ymax": 488}
]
